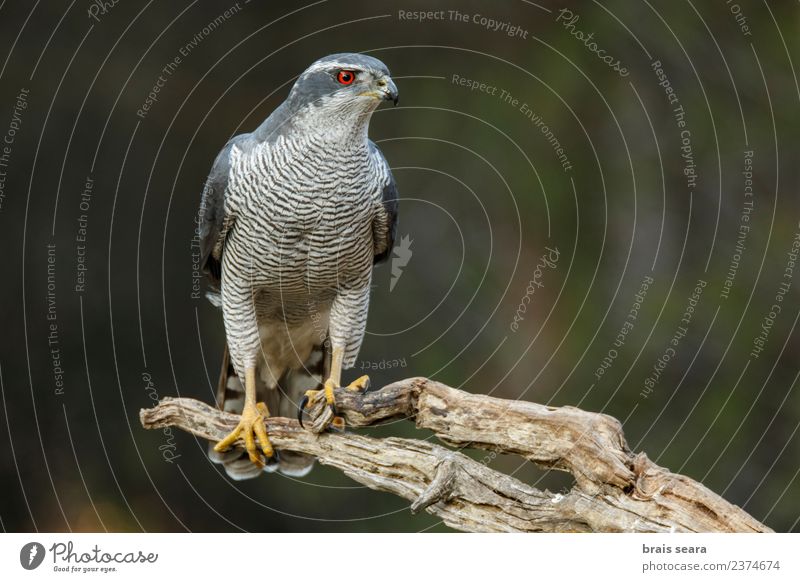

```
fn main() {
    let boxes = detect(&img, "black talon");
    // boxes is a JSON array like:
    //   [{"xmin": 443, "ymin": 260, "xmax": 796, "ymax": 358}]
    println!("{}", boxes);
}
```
[
  {"xmin": 298, "ymin": 395, "xmax": 309, "ymax": 428},
  {"xmin": 329, "ymin": 401, "xmax": 338, "ymax": 417}
]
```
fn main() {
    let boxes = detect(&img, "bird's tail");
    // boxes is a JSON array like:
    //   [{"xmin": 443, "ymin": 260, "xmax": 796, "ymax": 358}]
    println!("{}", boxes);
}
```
[{"xmin": 207, "ymin": 342, "xmax": 329, "ymax": 480}]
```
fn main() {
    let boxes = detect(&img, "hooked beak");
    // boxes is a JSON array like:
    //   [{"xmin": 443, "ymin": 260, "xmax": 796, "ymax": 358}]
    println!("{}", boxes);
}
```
[{"xmin": 376, "ymin": 76, "xmax": 399, "ymax": 105}]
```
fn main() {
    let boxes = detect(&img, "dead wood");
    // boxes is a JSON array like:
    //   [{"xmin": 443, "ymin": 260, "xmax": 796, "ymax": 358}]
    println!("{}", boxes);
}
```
[{"xmin": 139, "ymin": 377, "xmax": 771, "ymax": 533}]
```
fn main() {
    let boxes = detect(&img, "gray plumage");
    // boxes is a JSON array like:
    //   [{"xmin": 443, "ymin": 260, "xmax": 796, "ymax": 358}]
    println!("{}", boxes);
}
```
[{"xmin": 198, "ymin": 53, "xmax": 398, "ymax": 479}]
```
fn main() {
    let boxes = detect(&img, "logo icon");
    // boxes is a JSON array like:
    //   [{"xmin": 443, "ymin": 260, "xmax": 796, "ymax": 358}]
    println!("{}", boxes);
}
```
[
  {"xmin": 20, "ymin": 542, "xmax": 45, "ymax": 570},
  {"xmin": 389, "ymin": 234, "xmax": 413, "ymax": 292}
]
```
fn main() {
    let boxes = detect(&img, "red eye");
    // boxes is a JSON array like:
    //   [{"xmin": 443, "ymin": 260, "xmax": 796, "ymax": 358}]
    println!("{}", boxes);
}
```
[{"xmin": 337, "ymin": 70, "xmax": 355, "ymax": 85}]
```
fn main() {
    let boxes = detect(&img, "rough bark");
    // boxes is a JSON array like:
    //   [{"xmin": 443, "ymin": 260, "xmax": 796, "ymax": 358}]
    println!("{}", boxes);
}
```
[{"xmin": 139, "ymin": 377, "xmax": 771, "ymax": 533}]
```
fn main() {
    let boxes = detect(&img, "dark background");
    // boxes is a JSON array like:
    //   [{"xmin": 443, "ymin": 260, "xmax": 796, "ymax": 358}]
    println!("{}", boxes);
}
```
[{"xmin": 0, "ymin": 0, "xmax": 798, "ymax": 532}]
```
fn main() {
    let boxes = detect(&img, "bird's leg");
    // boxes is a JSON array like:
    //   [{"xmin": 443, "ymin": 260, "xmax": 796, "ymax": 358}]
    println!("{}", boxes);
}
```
[
  {"xmin": 298, "ymin": 346, "xmax": 370, "ymax": 429},
  {"xmin": 214, "ymin": 367, "xmax": 274, "ymax": 466}
]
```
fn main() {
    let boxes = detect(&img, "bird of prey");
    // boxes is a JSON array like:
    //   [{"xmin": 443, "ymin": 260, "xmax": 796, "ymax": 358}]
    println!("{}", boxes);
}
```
[{"xmin": 198, "ymin": 53, "xmax": 399, "ymax": 479}]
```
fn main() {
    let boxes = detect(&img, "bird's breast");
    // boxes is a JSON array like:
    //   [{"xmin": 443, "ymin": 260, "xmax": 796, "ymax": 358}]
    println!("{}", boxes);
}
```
[{"xmin": 226, "ymin": 138, "xmax": 378, "ymax": 295}]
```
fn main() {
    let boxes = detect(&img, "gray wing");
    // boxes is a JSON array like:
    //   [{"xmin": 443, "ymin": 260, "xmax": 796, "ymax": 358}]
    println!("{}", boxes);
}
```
[
  {"xmin": 199, "ymin": 134, "xmax": 248, "ymax": 286},
  {"xmin": 369, "ymin": 140, "xmax": 398, "ymax": 264}
]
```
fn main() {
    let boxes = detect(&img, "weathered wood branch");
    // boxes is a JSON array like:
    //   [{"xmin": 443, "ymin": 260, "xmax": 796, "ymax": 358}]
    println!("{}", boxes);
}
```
[{"xmin": 139, "ymin": 377, "xmax": 771, "ymax": 533}]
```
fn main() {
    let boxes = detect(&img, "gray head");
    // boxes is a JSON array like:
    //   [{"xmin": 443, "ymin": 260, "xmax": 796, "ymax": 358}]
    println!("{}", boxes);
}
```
[{"xmin": 286, "ymin": 53, "xmax": 398, "ymax": 118}]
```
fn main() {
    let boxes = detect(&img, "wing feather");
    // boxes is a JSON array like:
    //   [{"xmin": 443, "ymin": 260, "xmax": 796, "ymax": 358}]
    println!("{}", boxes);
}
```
[
  {"xmin": 369, "ymin": 141, "xmax": 399, "ymax": 264},
  {"xmin": 198, "ymin": 134, "xmax": 249, "ymax": 286}
]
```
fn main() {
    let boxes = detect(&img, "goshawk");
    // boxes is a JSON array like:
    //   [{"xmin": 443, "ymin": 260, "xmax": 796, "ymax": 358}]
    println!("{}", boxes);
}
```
[{"xmin": 198, "ymin": 53, "xmax": 398, "ymax": 479}]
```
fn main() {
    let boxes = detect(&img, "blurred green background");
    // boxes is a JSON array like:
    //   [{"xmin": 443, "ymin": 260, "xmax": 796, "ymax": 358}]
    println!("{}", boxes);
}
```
[{"xmin": 0, "ymin": 0, "xmax": 798, "ymax": 532}]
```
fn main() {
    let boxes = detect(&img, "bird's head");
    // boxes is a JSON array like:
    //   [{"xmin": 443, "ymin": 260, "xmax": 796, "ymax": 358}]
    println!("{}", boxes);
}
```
[{"xmin": 287, "ymin": 53, "xmax": 398, "ymax": 133}]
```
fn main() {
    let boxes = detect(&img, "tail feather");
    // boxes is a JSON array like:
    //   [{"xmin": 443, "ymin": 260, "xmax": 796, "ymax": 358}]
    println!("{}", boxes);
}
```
[
  {"xmin": 207, "ymin": 342, "xmax": 330, "ymax": 480},
  {"xmin": 269, "ymin": 344, "xmax": 331, "ymax": 476}
]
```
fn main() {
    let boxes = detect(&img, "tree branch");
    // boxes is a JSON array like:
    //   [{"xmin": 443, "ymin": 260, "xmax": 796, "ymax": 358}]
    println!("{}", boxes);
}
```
[{"xmin": 139, "ymin": 377, "xmax": 771, "ymax": 533}]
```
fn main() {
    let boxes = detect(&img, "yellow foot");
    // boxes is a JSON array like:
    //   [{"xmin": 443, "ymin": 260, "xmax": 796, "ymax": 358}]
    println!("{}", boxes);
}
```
[
  {"xmin": 347, "ymin": 375, "xmax": 370, "ymax": 393},
  {"xmin": 214, "ymin": 402, "xmax": 274, "ymax": 466},
  {"xmin": 298, "ymin": 376, "xmax": 370, "ymax": 429}
]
